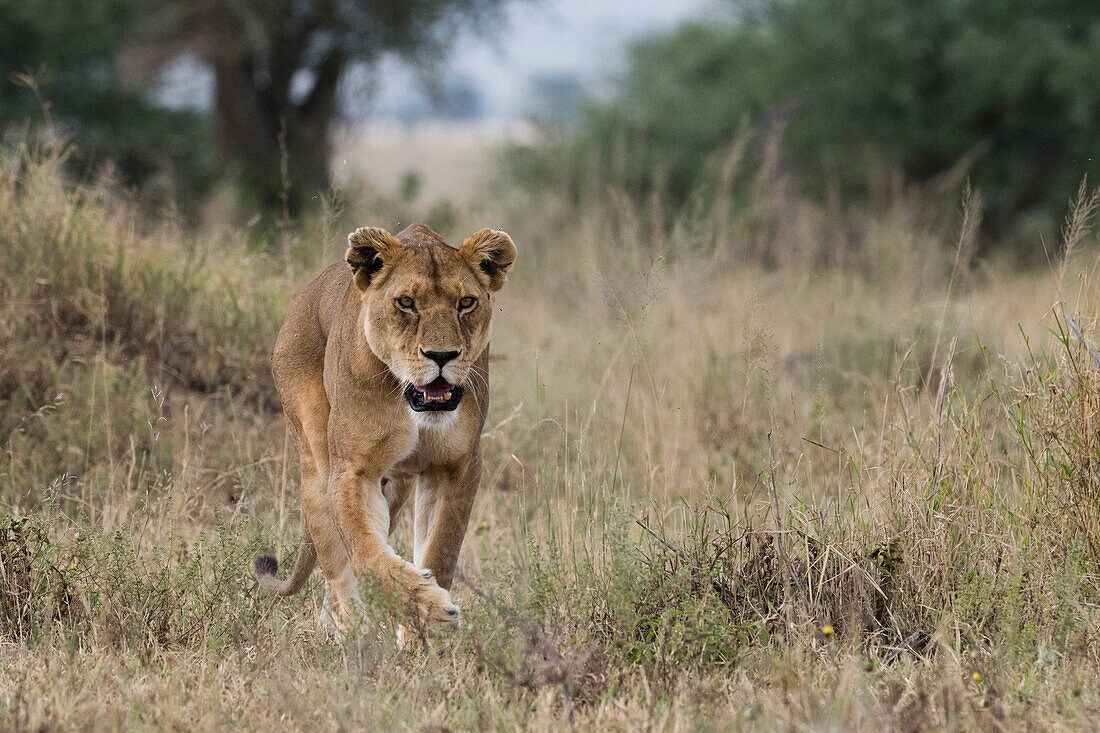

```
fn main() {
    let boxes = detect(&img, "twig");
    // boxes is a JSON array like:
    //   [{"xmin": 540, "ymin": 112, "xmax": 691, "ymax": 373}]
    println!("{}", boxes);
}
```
[
  {"xmin": 932, "ymin": 335, "xmax": 958, "ymax": 485},
  {"xmin": 634, "ymin": 519, "xmax": 736, "ymax": 602},
  {"xmin": 635, "ymin": 519, "xmax": 684, "ymax": 558},
  {"xmin": 610, "ymin": 362, "xmax": 636, "ymax": 495},
  {"xmin": 883, "ymin": 630, "xmax": 932, "ymax": 665},
  {"xmin": 1064, "ymin": 311, "xmax": 1100, "ymax": 370},
  {"xmin": 767, "ymin": 432, "xmax": 811, "ymax": 616}
]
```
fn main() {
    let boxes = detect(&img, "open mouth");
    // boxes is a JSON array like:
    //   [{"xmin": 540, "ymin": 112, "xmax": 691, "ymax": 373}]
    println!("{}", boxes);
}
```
[{"xmin": 404, "ymin": 376, "xmax": 464, "ymax": 412}]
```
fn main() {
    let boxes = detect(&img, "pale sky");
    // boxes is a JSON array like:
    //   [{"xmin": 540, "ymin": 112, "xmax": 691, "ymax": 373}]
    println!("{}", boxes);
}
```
[{"xmin": 359, "ymin": 0, "xmax": 719, "ymax": 121}]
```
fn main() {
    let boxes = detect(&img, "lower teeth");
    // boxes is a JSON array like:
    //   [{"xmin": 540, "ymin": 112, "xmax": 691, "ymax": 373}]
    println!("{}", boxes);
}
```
[{"xmin": 416, "ymin": 389, "xmax": 454, "ymax": 403}]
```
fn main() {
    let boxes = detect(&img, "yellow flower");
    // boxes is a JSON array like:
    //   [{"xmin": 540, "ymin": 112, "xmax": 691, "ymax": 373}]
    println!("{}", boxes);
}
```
[
  {"xmin": 69, "ymin": 561, "xmax": 77, "ymax": 570},
  {"xmin": 822, "ymin": 625, "xmax": 834, "ymax": 637},
  {"xmin": 972, "ymin": 672, "xmax": 982, "ymax": 683}
]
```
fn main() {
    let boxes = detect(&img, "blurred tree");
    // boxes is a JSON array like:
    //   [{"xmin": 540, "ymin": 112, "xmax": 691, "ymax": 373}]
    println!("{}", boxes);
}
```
[
  {"xmin": 427, "ymin": 76, "xmax": 484, "ymax": 120},
  {"xmin": 556, "ymin": 0, "xmax": 1100, "ymax": 246},
  {"xmin": 0, "ymin": 0, "xmax": 215, "ymax": 210},
  {"xmin": 124, "ymin": 0, "xmax": 508, "ymax": 213},
  {"xmin": 527, "ymin": 73, "xmax": 585, "ymax": 128}
]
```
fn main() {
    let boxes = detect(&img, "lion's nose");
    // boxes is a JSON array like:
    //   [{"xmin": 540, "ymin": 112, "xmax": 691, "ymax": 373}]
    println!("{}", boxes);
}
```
[{"xmin": 421, "ymin": 349, "xmax": 460, "ymax": 368}]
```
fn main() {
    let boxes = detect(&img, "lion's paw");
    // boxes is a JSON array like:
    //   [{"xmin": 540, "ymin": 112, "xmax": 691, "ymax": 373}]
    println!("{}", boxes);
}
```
[{"xmin": 417, "ymin": 581, "xmax": 461, "ymax": 626}]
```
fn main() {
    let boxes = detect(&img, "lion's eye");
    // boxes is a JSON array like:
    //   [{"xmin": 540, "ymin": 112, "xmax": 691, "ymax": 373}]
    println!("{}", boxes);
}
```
[
  {"xmin": 458, "ymin": 296, "xmax": 477, "ymax": 311},
  {"xmin": 396, "ymin": 296, "xmax": 416, "ymax": 310}
]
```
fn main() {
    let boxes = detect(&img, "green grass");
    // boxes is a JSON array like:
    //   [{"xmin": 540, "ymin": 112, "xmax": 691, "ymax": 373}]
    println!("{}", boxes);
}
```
[{"xmin": 2, "ymin": 140, "xmax": 1100, "ymax": 730}]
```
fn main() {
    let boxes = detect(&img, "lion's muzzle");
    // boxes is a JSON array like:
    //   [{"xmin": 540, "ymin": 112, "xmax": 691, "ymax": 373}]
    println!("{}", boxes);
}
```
[{"xmin": 405, "ymin": 376, "xmax": 464, "ymax": 412}]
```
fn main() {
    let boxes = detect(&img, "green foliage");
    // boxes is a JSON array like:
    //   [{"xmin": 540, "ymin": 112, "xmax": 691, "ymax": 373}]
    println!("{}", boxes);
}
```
[
  {"xmin": 541, "ymin": 0, "xmax": 1100, "ymax": 246},
  {"xmin": 0, "ymin": 0, "xmax": 216, "ymax": 211}
]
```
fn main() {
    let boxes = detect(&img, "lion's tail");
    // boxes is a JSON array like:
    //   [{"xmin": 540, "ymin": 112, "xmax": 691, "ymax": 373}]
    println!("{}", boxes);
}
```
[{"xmin": 254, "ymin": 526, "xmax": 316, "ymax": 597}]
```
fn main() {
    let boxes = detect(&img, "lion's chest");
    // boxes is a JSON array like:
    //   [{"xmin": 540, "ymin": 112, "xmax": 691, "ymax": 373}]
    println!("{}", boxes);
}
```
[{"xmin": 389, "ymin": 417, "xmax": 469, "ymax": 474}]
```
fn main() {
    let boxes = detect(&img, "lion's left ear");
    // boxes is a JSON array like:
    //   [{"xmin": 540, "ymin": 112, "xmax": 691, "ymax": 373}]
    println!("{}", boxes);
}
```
[{"xmin": 459, "ymin": 228, "xmax": 516, "ymax": 292}]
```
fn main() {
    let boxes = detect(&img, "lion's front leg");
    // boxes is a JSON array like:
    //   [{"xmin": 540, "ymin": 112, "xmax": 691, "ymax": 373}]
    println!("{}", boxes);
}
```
[
  {"xmin": 413, "ymin": 456, "xmax": 482, "ymax": 590},
  {"xmin": 393, "ymin": 459, "xmax": 480, "ymax": 650},
  {"xmin": 327, "ymin": 463, "xmax": 459, "ymax": 629}
]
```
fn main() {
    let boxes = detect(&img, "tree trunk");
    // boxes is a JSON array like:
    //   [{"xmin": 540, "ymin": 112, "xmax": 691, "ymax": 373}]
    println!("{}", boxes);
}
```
[{"xmin": 211, "ymin": 49, "xmax": 341, "ymax": 215}]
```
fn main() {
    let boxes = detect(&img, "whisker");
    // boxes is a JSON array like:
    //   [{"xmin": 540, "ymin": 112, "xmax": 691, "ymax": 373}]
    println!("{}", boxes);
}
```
[
  {"xmin": 465, "ymin": 373, "xmax": 487, "ymax": 412},
  {"xmin": 464, "ymin": 368, "xmax": 488, "ymax": 396},
  {"xmin": 388, "ymin": 377, "xmax": 410, "ymax": 399}
]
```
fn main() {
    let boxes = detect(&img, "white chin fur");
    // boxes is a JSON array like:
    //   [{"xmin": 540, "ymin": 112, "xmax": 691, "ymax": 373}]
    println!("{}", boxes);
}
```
[{"xmin": 412, "ymin": 409, "xmax": 460, "ymax": 430}]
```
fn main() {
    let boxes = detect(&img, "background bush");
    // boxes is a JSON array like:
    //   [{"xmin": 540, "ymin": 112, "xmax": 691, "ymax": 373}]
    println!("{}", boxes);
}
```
[
  {"xmin": 528, "ymin": 0, "xmax": 1100, "ymax": 252},
  {"xmin": 0, "ymin": 0, "xmax": 216, "ymax": 212}
]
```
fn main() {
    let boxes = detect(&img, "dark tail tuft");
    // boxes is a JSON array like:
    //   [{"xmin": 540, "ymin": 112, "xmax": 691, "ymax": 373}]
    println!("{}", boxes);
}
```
[
  {"xmin": 253, "ymin": 532, "xmax": 316, "ymax": 596},
  {"xmin": 255, "ymin": 554, "xmax": 279, "ymax": 578}
]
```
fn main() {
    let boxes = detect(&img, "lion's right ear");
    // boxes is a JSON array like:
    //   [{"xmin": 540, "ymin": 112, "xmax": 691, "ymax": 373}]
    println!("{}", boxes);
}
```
[{"xmin": 346, "ymin": 227, "xmax": 401, "ymax": 289}]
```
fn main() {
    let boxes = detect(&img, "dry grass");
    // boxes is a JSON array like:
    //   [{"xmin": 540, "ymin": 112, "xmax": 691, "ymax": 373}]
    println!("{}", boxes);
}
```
[{"xmin": 2, "ymin": 137, "xmax": 1100, "ymax": 731}]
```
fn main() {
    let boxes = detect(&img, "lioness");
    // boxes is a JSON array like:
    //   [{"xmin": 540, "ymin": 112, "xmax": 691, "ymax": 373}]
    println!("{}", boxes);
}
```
[{"xmin": 254, "ymin": 223, "xmax": 516, "ymax": 637}]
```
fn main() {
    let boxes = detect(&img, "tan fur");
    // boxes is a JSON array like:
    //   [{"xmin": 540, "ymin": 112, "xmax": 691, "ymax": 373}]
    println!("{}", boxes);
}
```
[{"xmin": 256, "ymin": 223, "xmax": 516, "ymax": 634}]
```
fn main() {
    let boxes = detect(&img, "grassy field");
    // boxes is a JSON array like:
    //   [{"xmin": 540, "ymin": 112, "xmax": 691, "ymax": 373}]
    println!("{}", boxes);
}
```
[{"xmin": 2, "ymin": 139, "xmax": 1100, "ymax": 731}]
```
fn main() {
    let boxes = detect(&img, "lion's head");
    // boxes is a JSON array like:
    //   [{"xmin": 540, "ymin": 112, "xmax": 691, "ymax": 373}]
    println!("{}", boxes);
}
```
[{"xmin": 345, "ymin": 223, "xmax": 516, "ymax": 415}]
